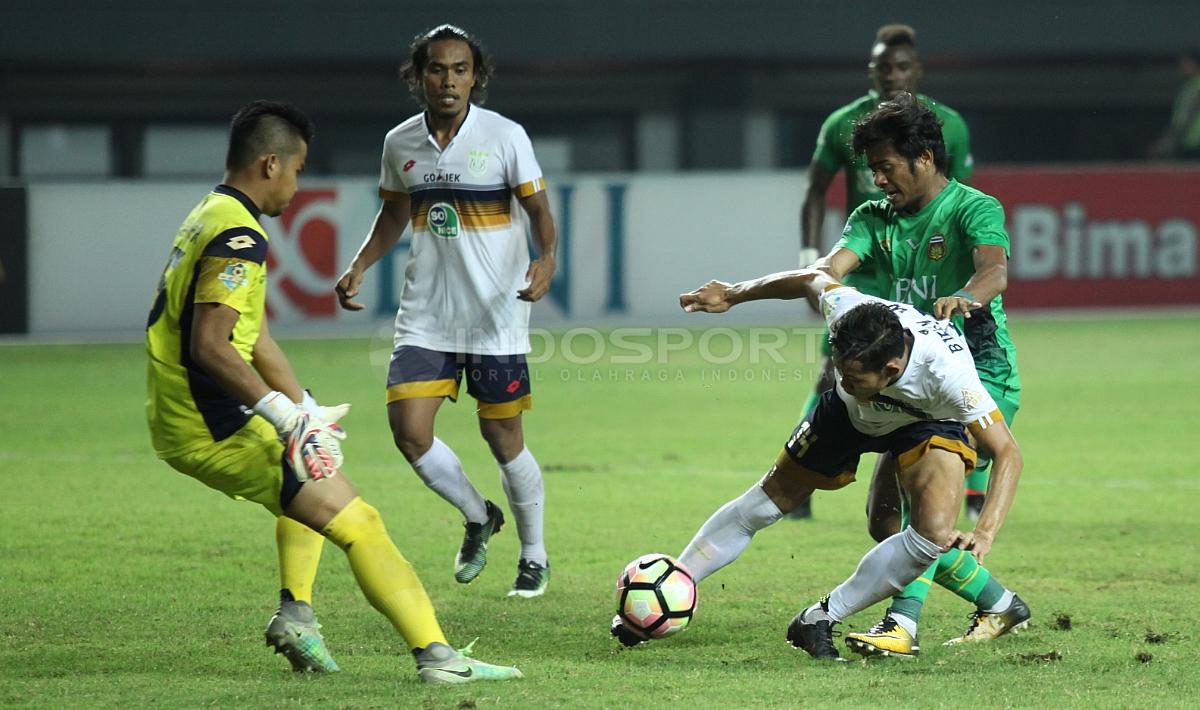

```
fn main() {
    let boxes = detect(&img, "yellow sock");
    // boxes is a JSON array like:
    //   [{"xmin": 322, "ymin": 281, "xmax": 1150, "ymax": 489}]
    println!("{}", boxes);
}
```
[
  {"xmin": 322, "ymin": 497, "xmax": 447, "ymax": 650},
  {"xmin": 276, "ymin": 516, "xmax": 324, "ymax": 604}
]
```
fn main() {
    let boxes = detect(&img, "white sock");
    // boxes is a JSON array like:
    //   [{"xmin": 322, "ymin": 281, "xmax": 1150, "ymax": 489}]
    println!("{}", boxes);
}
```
[
  {"xmin": 825, "ymin": 526, "xmax": 942, "ymax": 622},
  {"xmin": 890, "ymin": 612, "xmax": 919, "ymax": 638},
  {"xmin": 678, "ymin": 484, "xmax": 784, "ymax": 583},
  {"xmin": 411, "ymin": 437, "xmax": 488, "ymax": 524},
  {"xmin": 983, "ymin": 589, "xmax": 1015, "ymax": 614},
  {"xmin": 499, "ymin": 447, "xmax": 547, "ymax": 565}
]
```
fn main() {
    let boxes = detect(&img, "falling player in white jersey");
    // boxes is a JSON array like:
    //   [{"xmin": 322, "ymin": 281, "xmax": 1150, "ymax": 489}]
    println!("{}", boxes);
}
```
[
  {"xmin": 613, "ymin": 268, "xmax": 1027, "ymax": 658},
  {"xmin": 336, "ymin": 24, "xmax": 557, "ymax": 598}
]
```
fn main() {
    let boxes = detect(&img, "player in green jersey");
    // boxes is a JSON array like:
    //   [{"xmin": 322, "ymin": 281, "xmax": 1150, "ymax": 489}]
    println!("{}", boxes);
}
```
[
  {"xmin": 794, "ymin": 24, "xmax": 973, "ymax": 519},
  {"xmin": 817, "ymin": 92, "xmax": 1027, "ymax": 657}
]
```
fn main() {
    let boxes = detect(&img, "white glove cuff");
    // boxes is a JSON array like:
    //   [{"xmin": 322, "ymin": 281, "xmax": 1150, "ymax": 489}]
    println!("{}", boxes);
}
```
[{"xmin": 253, "ymin": 390, "xmax": 297, "ymax": 430}]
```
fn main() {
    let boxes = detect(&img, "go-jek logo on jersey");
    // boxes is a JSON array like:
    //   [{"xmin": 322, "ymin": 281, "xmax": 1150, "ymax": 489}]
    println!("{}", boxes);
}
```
[
  {"xmin": 266, "ymin": 189, "xmax": 339, "ymax": 319},
  {"xmin": 428, "ymin": 202, "xmax": 461, "ymax": 239}
]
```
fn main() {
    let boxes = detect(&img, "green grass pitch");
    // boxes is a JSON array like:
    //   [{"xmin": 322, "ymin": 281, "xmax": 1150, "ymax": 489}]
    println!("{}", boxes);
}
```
[{"xmin": 2, "ymin": 314, "xmax": 1198, "ymax": 707}]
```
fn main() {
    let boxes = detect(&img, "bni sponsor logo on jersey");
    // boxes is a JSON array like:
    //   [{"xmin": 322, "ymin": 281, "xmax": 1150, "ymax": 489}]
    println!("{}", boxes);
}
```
[
  {"xmin": 428, "ymin": 202, "xmax": 461, "ymax": 239},
  {"xmin": 266, "ymin": 189, "xmax": 340, "ymax": 319}
]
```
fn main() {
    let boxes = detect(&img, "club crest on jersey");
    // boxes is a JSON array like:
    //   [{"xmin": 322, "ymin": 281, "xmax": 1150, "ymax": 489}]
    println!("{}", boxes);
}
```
[
  {"xmin": 218, "ymin": 262, "xmax": 248, "ymax": 291},
  {"xmin": 427, "ymin": 202, "xmax": 461, "ymax": 239},
  {"xmin": 927, "ymin": 234, "xmax": 946, "ymax": 261},
  {"xmin": 961, "ymin": 387, "xmax": 983, "ymax": 409},
  {"xmin": 467, "ymin": 150, "xmax": 489, "ymax": 176}
]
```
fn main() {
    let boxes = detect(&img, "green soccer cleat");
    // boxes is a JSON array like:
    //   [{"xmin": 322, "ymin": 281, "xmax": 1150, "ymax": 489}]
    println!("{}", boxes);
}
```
[
  {"xmin": 415, "ymin": 640, "xmax": 524, "ymax": 685},
  {"xmin": 264, "ymin": 600, "xmax": 340, "ymax": 672},
  {"xmin": 845, "ymin": 614, "xmax": 920, "ymax": 658},
  {"xmin": 944, "ymin": 593, "xmax": 1032, "ymax": 645},
  {"xmin": 454, "ymin": 500, "xmax": 505, "ymax": 584},
  {"xmin": 507, "ymin": 559, "xmax": 550, "ymax": 598}
]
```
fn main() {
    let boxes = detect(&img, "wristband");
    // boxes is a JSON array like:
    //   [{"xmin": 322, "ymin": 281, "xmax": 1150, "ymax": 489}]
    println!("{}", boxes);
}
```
[
  {"xmin": 951, "ymin": 290, "xmax": 977, "ymax": 303},
  {"xmin": 253, "ymin": 390, "xmax": 297, "ymax": 430}
]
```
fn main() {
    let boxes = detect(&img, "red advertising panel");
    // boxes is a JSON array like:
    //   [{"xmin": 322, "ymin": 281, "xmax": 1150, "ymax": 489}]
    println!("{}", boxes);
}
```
[{"xmin": 972, "ymin": 166, "xmax": 1200, "ymax": 308}]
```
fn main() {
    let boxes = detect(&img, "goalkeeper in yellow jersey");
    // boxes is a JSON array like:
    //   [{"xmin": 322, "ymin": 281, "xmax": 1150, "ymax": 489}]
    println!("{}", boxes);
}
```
[{"xmin": 145, "ymin": 100, "xmax": 521, "ymax": 684}]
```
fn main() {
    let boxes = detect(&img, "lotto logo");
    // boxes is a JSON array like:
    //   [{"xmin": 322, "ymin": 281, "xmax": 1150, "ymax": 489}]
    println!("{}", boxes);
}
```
[
  {"xmin": 226, "ymin": 235, "xmax": 256, "ymax": 250},
  {"xmin": 403, "ymin": 159, "xmax": 416, "ymax": 172},
  {"xmin": 266, "ymin": 189, "xmax": 339, "ymax": 319}
]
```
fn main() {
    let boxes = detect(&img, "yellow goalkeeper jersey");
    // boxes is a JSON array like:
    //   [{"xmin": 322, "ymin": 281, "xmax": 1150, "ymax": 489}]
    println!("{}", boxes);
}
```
[{"xmin": 146, "ymin": 185, "xmax": 269, "ymax": 457}]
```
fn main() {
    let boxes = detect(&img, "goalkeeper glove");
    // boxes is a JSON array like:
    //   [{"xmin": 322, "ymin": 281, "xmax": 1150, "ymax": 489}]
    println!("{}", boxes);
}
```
[{"xmin": 254, "ymin": 391, "xmax": 350, "ymax": 482}]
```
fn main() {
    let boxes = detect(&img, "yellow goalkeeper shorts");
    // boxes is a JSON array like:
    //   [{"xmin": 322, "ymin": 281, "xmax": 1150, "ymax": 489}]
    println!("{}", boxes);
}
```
[{"xmin": 162, "ymin": 416, "xmax": 292, "ymax": 516}]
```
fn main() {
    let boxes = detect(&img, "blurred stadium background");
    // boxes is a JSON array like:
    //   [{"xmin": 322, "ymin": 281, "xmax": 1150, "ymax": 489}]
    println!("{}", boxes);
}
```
[{"xmin": 2, "ymin": 0, "xmax": 1199, "ymax": 335}]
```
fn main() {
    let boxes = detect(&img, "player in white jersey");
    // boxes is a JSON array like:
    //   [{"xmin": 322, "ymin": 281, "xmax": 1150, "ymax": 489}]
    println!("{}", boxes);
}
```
[
  {"xmin": 336, "ymin": 25, "xmax": 557, "ymax": 598},
  {"xmin": 613, "ymin": 268, "xmax": 1024, "ymax": 657}
]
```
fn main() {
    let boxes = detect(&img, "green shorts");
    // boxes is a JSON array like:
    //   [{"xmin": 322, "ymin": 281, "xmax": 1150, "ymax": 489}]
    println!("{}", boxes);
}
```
[
  {"xmin": 982, "ymin": 379, "xmax": 1020, "ymax": 427},
  {"xmin": 162, "ymin": 417, "xmax": 291, "ymax": 516}
]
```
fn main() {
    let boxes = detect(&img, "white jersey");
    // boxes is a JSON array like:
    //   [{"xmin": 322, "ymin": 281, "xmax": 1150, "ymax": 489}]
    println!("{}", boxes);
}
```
[
  {"xmin": 820, "ymin": 286, "xmax": 1001, "ymax": 437},
  {"xmin": 379, "ymin": 105, "xmax": 546, "ymax": 355}
]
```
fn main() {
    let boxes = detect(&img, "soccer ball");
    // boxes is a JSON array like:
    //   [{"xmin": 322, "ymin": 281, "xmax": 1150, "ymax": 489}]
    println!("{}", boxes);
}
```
[{"xmin": 616, "ymin": 553, "xmax": 698, "ymax": 639}]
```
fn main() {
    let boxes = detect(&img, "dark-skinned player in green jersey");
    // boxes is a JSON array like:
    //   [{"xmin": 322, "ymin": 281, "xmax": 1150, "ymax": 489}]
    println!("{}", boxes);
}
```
[
  {"xmin": 794, "ymin": 24, "xmax": 973, "ymax": 520},
  {"xmin": 813, "ymin": 91, "xmax": 1027, "ymax": 658}
]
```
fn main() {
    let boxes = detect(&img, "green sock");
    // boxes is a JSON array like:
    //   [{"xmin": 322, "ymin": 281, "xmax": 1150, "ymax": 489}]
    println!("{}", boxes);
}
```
[
  {"xmin": 965, "ymin": 458, "xmax": 990, "ymax": 496},
  {"xmin": 887, "ymin": 501, "xmax": 1006, "ymax": 623},
  {"xmin": 889, "ymin": 561, "xmax": 936, "ymax": 623}
]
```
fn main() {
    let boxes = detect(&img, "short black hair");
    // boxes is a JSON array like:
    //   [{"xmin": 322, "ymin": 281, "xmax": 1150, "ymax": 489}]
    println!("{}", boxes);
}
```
[
  {"xmin": 400, "ymin": 24, "xmax": 495, "ymax": 107},
  {"xmin": 225, "ymin": 100, "xmax": 315, "ymax": 172},
  {"xmin": 875, "ymin": 24, "xmax": 917, "ymax": 49},
  {"xmin": 829, "ymin": 302, "xmax": 906, "ymax": 372},
  {"xmin": 852, "ymin": 91, "xmax": 947, "ymax": 175}
]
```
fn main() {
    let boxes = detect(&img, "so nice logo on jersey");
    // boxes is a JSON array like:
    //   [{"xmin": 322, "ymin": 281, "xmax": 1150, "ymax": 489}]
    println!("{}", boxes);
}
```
[
  {"xmin": 428, "ymin": 202, "xmax": 461, "ymax": 239},
  {"xmin": 266, "ymin": 189, "xmax": 340, "ymax": 319}
]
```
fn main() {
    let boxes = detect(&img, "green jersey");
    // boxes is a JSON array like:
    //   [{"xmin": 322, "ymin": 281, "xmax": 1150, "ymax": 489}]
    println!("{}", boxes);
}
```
[
  {"xmin": 814, "ymin": 92, "xmax": 973, "ymax": 296},
  {"xmin": 834, "ymin": 180, "xmax": 1019, "ymax": 396},
  {"xmin": 1168, "ymin": 74, "xmax": 1200, "ymax": 154}
]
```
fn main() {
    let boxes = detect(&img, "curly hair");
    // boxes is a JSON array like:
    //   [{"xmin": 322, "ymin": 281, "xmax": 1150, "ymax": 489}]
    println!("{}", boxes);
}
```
[
  {"xmin": 399, "ymin": 24, "xmax": 495, "ymax": 107},
  {"xmin": 829, "ymin": 302, "xmax": 906, "ymax": 372},
  {"xmin": 851, "ymin": 91, "xmax": 947, "ymax": 174}
]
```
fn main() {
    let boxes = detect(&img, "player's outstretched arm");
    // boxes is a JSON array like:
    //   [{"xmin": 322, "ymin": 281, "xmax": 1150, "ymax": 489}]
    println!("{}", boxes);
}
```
[
  {"xmin": 336, "ymin": 195, "xmax": 412, "ymax": 311},
  {"xmin": 680, "ymin": 269, "xmax": 840, "ymax": 314},
  {"xmin": 814, "ymin": 247, "xmax": 861, "ymax": 283},
  {"xmin": 933, "ymin": 245, "xmax": 1008, "ymax": 319},
  {"xmin": 954, "ymin": 418, "xmax": 1023, "ymax": 562},
  {"xmin": 517, "ymin": 190, "xmax": 557, "ymax": 302}
]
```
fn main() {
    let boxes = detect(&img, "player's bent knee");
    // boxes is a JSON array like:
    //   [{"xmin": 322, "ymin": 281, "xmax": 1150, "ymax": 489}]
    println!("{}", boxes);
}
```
[
  {"xmin": 321, "ymin": 497, "xmax": 397, "ymax": 551},
  {"xmin": 391, "ymin": 430, "xmax": 433, "ymax": 462},
  {"xmin": 867, "ymin": 513, "xmax": 900, "ymax": 543}
]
